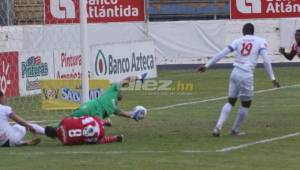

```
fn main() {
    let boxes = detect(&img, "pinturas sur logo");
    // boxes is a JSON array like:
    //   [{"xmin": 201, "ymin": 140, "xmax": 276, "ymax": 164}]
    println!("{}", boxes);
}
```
[
  {"xmin": 21, "ymin": 56, "xmax": 48, "ymax": 78},
  {"xmin": 95, "ymin": 50, "xmax": 154, "ymax": 76}
]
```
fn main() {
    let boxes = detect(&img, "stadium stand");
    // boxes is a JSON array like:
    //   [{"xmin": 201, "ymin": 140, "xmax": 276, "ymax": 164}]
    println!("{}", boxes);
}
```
[
  {"xmin": 149, "ymin": 0, "xmax": 230, "ymax": 21},
  {"xmin": 14, "ymin": 0, "xmax": 44, "ymax": 25}
]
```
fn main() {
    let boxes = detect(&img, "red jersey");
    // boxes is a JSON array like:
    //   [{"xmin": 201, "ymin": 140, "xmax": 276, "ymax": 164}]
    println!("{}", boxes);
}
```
[
  {"xmin": 292, "ymin": 43, "xmax": 300, "ymax": 55},
  {"xmin": 57, "ymin": 116, "xmax": 105, "ymax": 145}
]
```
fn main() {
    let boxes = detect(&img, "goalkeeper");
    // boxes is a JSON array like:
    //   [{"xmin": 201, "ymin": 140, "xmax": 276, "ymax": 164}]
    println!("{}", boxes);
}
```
[{"xmin": 68, "ymin": 73, "xmax": 148, "ymax": 122}]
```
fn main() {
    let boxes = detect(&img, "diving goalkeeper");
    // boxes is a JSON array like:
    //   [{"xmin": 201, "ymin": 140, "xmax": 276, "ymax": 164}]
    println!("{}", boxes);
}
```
[{"xmin": 68, "ymin": 73, "xmax": 148, "ymax": 122}]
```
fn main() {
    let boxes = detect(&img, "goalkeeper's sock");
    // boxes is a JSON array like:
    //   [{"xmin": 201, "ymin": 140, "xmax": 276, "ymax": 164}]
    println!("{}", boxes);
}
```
[
  {"xmin": 137, "ymin": 72, "xmax": 148, "ymax": 83},
  {"xmin": 100, "ymin": 135, "xmax": 122, "ymax": 144},
  {"xmin": 231, "ymin": 107, "xmax": 249, "ymax": 132},
  {"xmin": 216, "ymin": 103, "xmax": 233, "ymax": 130},
  {"xmin": 30, "ymin": 124, "xmax": 45, "ymax": 135}
]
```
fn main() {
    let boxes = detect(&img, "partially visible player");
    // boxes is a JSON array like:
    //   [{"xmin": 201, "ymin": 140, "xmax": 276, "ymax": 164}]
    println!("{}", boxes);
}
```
[
  {"xmin": 69, "ymin": 73, "xmax": 148, "ymax": 122},
  {"xmin": 279, "ymin": 29, "xmax": 300, "ymax": 60},
  {"xmin": 0, "ymin": 91, "xmax": 45, "ymax": 147},
  {"xmin": 198, "ymin": 23, "xmax": 280, "ymax": 137},
  {"xmin": 45, "ymin": 116, "xmax": 123, "ymax": 145}
]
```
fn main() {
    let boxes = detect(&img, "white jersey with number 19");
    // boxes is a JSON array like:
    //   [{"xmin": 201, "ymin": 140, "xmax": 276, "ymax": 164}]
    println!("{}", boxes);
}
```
[{"xmin": 229, "ymin": 35, "xmax": 267, "ymax": 73}]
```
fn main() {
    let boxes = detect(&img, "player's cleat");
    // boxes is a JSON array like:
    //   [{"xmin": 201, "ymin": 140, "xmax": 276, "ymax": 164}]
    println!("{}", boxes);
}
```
[
  {"xmin": 117, "ymin": 135, "xmax": 124, "ymax": 143},
  {"xmin": 212, "ymin": 127, "xmax": 221, "ymax": 137},
  {"xmin": 139, "ymin": 72, "xmax": 148, "ymax": 83},
  {"xmin": 19, "ymin": 138, "xmax": 41, "ymax": 146},
  {"xmin": 230, "ymin": 130, "xmax": 247, "ymax": 136}
]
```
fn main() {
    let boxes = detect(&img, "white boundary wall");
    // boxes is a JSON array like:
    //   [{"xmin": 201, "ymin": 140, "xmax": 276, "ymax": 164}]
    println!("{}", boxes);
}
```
[
  {"xmin": 1, "ymin": 19, "xmax": 300, "ymax": 96},
  {"xmin": 1, "ymin": 18, "xmax": 300, "ymax": 64}
]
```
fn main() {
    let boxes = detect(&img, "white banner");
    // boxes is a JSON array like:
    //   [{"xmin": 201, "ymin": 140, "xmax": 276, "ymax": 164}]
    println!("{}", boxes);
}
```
[
  {"xmin": 53, "ymin": 48, "xmax": 91, "ymax": 79},
  {"xmin": 149, "ymin": 21, "xmax": 226, "ymax": 64},
  {"xmin": 19, "ymin": 51, "xmax": 54, "ymax": 96},
  {"xmin": 91, "ymin": 41, "xmax": 157, "ymax": 82}
]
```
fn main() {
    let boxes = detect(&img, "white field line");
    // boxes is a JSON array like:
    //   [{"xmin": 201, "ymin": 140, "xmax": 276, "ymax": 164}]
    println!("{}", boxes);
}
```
[
  {"xmin": 2, "ymin": 131, "xmax": 300, "ymax": 155},
  {"xmin": 216, "ymin": 132, "xmax": 300, "ymax": 152},
  {"xmin": 149, "ymin": 84, "xmax": 300, "ymax": 111}
]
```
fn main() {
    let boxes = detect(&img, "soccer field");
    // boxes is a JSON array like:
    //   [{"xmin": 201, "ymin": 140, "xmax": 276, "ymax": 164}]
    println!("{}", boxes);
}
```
[{"xmin": 1, "ymin": 67, "xmax": 300, "ymax": 170}]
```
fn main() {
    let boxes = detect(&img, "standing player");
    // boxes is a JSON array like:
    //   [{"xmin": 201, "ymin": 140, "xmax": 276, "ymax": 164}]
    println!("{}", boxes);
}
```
[
  {"xmin": 198, "ymin": 23, "xmax": 280, "ymax": 137},
  {"xmin": 0, "ymin": 91, "xmax": 45, "ymax": 147},
  {"xmin": 279, "ymin": 29, "xmax": 300, "ymax": 60},
  {"xmin": 69, "ymin": 73, "xmax": 148, "ymax": 122},
  {"xmin": 45, "ymin": 116, "xmax": 123, "ymax": 145}
]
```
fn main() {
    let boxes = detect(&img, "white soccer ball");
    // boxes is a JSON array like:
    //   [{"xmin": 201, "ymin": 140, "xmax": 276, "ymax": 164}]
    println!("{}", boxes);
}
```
[{"xmin": 134, "ymin": 105, "xmax": 147, "ymax": 117}]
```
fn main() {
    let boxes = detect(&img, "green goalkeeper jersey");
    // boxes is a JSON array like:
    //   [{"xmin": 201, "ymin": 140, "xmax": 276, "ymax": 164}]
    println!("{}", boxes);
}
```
[{"xmin": 70, "ymin": 83, "xmax": 122, "ymax": 119}]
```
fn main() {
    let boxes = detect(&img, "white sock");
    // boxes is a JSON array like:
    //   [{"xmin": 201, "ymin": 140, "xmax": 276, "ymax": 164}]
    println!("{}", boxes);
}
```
[
  {"xmin": 232, "ymin": 107, "xmax": 249, "ymax": 132},
  {"xmin": 30, "ymin": 124, "xmax": 45, "ymax": 135},
  {"xmin": 216, "ymin": 103, "xmax": 233, "ymax": 130}
]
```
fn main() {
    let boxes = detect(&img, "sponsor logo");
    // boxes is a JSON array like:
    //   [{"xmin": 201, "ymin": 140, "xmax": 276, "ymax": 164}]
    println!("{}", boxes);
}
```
[
  {"xmin": 87, "ymin": 0, "xmax": 141, "ymax": 19},
  {"xmin": 0, "ymin": 52, "xmax": 19, "ymax": 96},
  {"xmin": 95, "ymin": 50, "xmax": 107, "ymax": 76},
  {"xmin": 56, "ymin": 52, "xmax": 91, "ymax": 79},
  {"xmin": 236, "ymin": 0, "xmax": 261, "ymax": 14},
  {"xmin": 21, "ymin": 56, "xmax": 48, "ymax": 78},
  {"xmin": 42, "ymin": 88, "xmax": 60, "ymax": 100},
  {"xmin": 26, "ymin": 79, "xmax": 40, "ymax": 91},
  {"xmin": 231, "ymin": 0, "xmax": 300, "ymax": 19},
  {"xmin": 61, "ymin": 87, "xmax": 104, "ymax": 103},
  {"xmin": 45, "ymin": 0, "xmax": 144, "ymax": 24},
  {"xmin": 0, "ymin": 61, "xmax": 12, "ymax": 95},
  {"xmin": 95, "ymin": 50, "xmax": 154, "ymax": 76},
  {"xmin": 50, "ymin": 0, "xmax": 76, "ymax": 19},
  {"xmin": 61, "ymin": 52, "xmax": 81, "ymax": 68}
]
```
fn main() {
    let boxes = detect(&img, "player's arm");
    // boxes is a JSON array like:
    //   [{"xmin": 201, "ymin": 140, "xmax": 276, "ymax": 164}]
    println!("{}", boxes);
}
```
[
  {"xmin": 260, "ymin": 49, "xmax": 280, "ymax": 88},
  {"xmin": 279, "ymin": 47, "xmax": 297, "ymax": 61},
  {"xmin": 117, "ymin": 111, "xmax": 132, "ymax": 118},
  {"xmin": 198, "ymin": 47, "xmax": 232, "ymax": 72},
  {"xmin": 9, "ymin": 113, "xmax": 36, "ymax": 133},
  {"xmin": 117, "ymin": 107, "xmax": 147, "ymax": 121}
]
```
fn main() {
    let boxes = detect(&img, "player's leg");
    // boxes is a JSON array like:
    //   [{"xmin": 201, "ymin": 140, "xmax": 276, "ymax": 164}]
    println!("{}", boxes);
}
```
[
  {"xmin": 100, "ymin": 135, "xmax": 124, "ymax": 144},
  {"xmin": 231, "ymin": 76, "xmax": 254, "ymax": 135},
  {"xmin": 9, "ymin": 124, "xmax": 40, "ymax": 147},
  {"xmin": 213, "ymin": 74, "xmax": 239, "ymax": 137},
  {"xmin": 101, "ymin": 119, "xmax": 112, "ymax": 127},
  {"xmin": 120, "ymin": 73, "xmax": 148, "ymax": 87},
  {"xmin": 29, "ymin": 123, "xmax": 45, "ymax": 135}
]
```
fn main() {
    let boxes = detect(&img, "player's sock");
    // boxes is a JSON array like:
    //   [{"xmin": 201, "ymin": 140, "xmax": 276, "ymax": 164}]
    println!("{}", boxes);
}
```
[
  {"xmin": 100, "ymin": 136, "xmax": 120, "ymax": 144},
  {"xmin": 137, "ymin": 73, "xmax": 148, "ymax": 83},
  {"xmin": 216, "ymin": 103, "xmax": 233, "ymax": 130},
  {"xmin": 30, "ymin": 124, "xmax": 45, "ymax": 135},
  {"xmin": 231, "ymin": 106, "xmax": 249, "ymax": 132}
]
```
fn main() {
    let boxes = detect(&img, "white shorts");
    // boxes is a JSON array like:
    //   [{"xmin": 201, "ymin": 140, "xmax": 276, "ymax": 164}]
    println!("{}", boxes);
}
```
[
  {"xmin": 228, "ymin": 68, "xmax": 254, "ymax": 101},
  {"xmin": 8, "ymin": 124, "xmax": 26, "ymax": 147}
]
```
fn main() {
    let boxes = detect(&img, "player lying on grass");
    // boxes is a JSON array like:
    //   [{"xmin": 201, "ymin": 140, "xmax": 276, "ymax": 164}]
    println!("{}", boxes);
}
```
[
  {"xmin": 279, "ymin": 29, "xmax": 300, "ymax": 60},
  {"xmin": 0, "ymin": 91, "xmax": 45, "ymax": 147},
  {"xmin": 198, "ymin": 23, "xmax": 280, "ymax": 137},
  {"xmin": 45, "ymin": 116, "xmax": 123, "ymax": 145},
  {"xmin": 68, "ymin": 73, "xmax": 148, "ymax": 122}
]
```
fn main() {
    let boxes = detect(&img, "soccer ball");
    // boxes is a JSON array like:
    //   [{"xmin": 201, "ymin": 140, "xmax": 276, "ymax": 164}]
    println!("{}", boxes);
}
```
[{"xmin": 134, "ymin": 105, "xmax": 147, "ymax": 117}]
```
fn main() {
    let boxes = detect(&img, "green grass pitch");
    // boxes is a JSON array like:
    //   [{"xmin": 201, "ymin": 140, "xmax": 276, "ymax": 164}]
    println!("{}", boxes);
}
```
[{"xmin": 1, "ymin": 67, "xmax": 300, "ymax": 170}]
